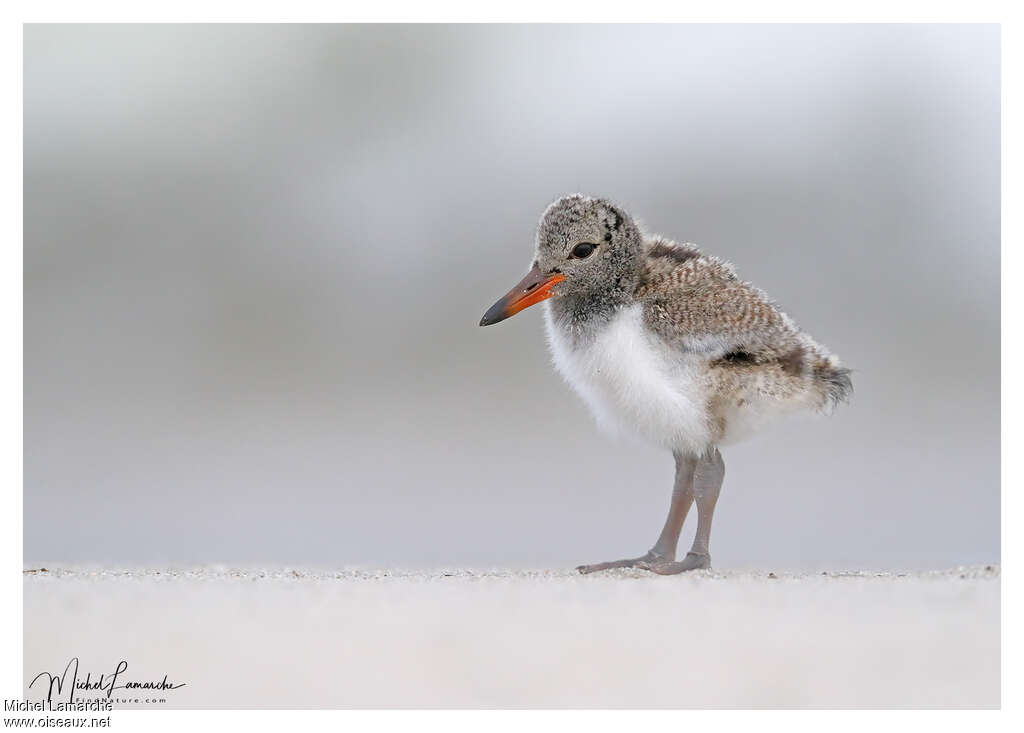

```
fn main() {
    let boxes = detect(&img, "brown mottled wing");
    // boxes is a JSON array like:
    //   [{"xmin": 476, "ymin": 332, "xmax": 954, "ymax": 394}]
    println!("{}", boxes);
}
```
[
  {"xmin": 637, "ymin": 241, "xmax": 804, "ymax": 362},
  {"xmin": 636, "ymin": 238, "xmax": 853, "ymax": 411}
]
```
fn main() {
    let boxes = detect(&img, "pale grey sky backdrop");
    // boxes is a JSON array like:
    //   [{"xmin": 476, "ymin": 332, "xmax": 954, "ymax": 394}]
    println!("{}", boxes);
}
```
[{"xmin": 24, "ymin": 24, "xmax": 999, "ymax": 570}]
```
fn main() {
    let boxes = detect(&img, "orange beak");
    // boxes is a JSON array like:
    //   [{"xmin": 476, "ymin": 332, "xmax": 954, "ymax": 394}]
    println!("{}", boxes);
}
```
[{"xmin": 479, "ymin": 264, "xmax": 566, "ymax": 326}]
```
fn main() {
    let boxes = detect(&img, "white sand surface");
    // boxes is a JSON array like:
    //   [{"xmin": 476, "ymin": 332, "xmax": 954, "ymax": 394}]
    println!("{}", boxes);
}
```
[{"xmin": 23, "ymin": 565, "xmax": 999, "ymax": 709}]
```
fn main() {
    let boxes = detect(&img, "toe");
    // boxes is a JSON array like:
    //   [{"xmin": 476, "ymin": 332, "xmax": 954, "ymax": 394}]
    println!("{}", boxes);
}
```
[
  {"xmin": 576, "ymin": 556, "xmax": 650, "ymax": 574},
  {"xmin": 679, "ymin": 552, "xmax": 711, "ymax": 571}
]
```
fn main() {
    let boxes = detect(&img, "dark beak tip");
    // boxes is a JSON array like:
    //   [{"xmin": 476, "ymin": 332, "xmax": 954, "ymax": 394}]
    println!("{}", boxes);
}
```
[{"xmin": 479, "ymin": 300, "xmax": 509, "ymax": 327}]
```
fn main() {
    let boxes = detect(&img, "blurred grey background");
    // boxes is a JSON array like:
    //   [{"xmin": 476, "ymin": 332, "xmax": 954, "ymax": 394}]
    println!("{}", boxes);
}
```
[{"xmin": 24, "ymin": 24, "xmax": 999, "ymax": 570}]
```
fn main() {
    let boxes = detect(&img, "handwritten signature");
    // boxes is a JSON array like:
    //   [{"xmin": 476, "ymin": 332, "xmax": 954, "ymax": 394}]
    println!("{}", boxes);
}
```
[{"xmin": 29, "ymin": 658, "xmax": 186, "ymax": 703}]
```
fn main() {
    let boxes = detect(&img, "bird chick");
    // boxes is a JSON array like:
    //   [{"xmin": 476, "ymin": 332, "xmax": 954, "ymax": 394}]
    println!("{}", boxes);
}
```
[{"xmin": 481, "ymin": 194, "xmax": 851, "ymax": 574}]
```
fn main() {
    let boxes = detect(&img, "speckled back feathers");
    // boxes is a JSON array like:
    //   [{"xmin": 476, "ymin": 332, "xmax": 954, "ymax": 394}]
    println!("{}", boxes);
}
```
[{"xmin": 634, "ymin": 237, "xmax": 852, "ymax": 416}]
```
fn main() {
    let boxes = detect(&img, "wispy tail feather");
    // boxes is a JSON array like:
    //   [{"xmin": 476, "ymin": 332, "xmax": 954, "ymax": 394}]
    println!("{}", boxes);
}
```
[{"xmin": 816, "ymin": 364, "xmax": 853, "ymax": 413}]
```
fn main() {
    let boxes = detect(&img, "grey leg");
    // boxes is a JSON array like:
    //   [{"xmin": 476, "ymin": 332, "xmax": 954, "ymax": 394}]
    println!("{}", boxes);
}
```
[
  {"xmin": 576, "ymin": 452, "xmax": 698, "ymax": 574},
  {"xmin": 688, "ymin": 447, "xmax": 725, "ymax": 561},
  {"xmin": 642, "ymin": 448, "xmax": 725, "ymax": 574}
]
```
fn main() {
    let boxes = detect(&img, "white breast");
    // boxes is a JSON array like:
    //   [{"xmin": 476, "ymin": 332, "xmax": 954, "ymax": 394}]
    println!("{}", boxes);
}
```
[{"xmin": 543, "ymin": 303, "xmax": 712, "ymax": 455}]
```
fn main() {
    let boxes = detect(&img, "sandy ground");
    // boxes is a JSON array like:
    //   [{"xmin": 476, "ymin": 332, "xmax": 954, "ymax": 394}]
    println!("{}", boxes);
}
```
[{"xmin": 23, "ymin": 565, "xmax": 999, "ymax": 709}]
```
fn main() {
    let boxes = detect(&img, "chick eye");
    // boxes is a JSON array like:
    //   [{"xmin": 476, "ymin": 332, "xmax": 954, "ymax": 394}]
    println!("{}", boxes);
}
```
[{"xmin": 571, "ymin": 242, "xmax": 597, "ymax": 259}]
